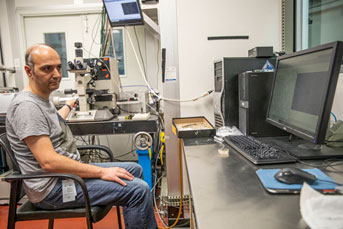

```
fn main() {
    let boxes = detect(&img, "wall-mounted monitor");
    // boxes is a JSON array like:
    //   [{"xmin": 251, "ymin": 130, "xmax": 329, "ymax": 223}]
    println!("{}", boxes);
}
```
[{"xmin": 102, "ymin": 0, "xmax": 144, "ymax": 27}]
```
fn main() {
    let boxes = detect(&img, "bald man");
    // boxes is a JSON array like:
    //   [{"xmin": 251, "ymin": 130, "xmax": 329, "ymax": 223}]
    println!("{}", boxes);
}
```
[{"xmin": 6, "ymin": 44, "xmax": 157, "ymax": 229}]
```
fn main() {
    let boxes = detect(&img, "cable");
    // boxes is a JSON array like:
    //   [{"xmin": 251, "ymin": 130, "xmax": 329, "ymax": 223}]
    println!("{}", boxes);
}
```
[
  {"xmin": 331, "ymin": 112, "xmax": 338, "ymax": 122},
  {"xmin": 89, "ymin": 14, "xmax": 102, "ymax": 58},
  {"xmin": 125, "ymin": 26, "xmax": 214, "ymax": 103},
  {"xmin": 280, "ymin": 147, "xmax": 343, "ymax": 173},
  {"xmin": 316, "ymin": 178, "xmax": 341, "ymax": 186},
  {"xmin": 133, "ymin": 26, "xmax": 147, "ymax": 80},
  {"xmin": 121, "ymin": 85, "xmax": 149, "ymax": 88},
  {"xmin": 115, "ymin": 149, "xmax": 136, "ymax": 159}
]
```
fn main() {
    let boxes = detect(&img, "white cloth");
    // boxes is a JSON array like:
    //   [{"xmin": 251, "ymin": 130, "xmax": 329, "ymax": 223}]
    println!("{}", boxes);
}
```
[{"xmin": 300, "ymin": 183, "xmax": 343, "ymax": 229}]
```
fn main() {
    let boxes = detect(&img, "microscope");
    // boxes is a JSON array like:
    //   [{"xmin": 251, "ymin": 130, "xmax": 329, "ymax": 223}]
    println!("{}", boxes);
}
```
[{"xmin": 64, "ymin": 42, "xmax": 121, "ymax": 122}]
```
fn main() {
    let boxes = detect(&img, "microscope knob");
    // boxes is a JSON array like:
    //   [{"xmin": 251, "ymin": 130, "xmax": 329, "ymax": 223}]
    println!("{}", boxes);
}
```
[
  {"xmin": 68, "ymin": 61, "xmax": 75, "ymax": 70},
  {"xmin": 76, "ymin": 60, "xmax": 84, "ymax": 69}
]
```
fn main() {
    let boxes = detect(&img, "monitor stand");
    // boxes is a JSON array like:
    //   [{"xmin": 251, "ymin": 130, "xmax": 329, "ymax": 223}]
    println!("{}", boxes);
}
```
[{"xmin": 258, "ymin": 136, "xmax": 343, "ymax": 160}]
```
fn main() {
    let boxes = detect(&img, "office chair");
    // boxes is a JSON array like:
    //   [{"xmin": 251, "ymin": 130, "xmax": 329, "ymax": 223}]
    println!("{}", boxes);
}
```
[{"xmin": 0, "ymin": 133, "xmax": 122, "ymax": 229}]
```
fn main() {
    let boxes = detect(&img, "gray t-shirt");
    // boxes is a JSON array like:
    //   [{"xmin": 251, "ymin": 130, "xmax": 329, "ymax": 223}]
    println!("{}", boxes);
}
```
[{"xmin": 6, "ymin": 90, "xmax": 81, "ymax": 203}]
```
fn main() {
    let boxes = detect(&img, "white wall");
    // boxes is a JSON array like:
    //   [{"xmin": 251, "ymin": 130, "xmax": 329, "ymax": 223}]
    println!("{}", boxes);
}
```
[
  {"xmin": 0, "ymin": 0, "xmax": 18, "ymax": 88},
  {"xmin": 176, "ymin": 0, "xmax": 282, "ymax": 124}
]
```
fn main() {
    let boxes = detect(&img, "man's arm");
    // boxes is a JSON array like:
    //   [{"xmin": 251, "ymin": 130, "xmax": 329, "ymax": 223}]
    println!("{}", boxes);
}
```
[
  {"xmin": 24, "ymin": 135, "xmax": 134, "ymax": 186},
  {"xmin": 57, "ymin": 100, "xmax": 76, "ymax": 120}
]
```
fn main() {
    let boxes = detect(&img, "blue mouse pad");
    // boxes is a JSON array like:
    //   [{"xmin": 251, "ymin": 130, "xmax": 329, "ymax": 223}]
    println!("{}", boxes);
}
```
[{"xmin": 256, "ymin": 168, "xmax": 338, "ymax": 193}]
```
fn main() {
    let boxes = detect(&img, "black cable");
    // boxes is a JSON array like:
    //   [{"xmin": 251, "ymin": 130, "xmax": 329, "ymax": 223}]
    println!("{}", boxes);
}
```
[
  {"xmin": 0, "ymin": 32, "xmax": 7, "ymax": 87},
  {"xmin": 89, "ymin": 14, "xmax": 102, "ymax": 58},
  {"xmin": 133, "ymin": 26, "xmax": 147, "ymax": 79},
  {"xmin": 275, "ymin": 146, "xmax": 343, "ymax": 173},
  {"xmin": 316, "ymin": 178, "xmax": 341, "ymax": 186},
  {"xmin": 150, "ymin": 112, "xmax": 164, "ymax": 130},
  {"xmin": 115, "ymin": 149, "xmax": 136, "ymax": 158},
  {"xmin": 75, "ymin": 136, "xmax": 89, "ymax": 145}
]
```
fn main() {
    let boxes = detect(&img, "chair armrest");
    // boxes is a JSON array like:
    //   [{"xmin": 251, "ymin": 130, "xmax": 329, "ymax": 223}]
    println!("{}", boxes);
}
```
[
  {"xmin": 77, "ymin": 145, "xmax": 114, "ymax": 162},
  {"xmin": 2, "ymin": 172, "xmax": 92, "ymax": 214}
]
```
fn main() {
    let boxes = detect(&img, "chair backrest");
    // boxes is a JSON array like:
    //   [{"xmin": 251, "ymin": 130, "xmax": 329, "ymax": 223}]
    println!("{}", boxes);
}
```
[{"xmin": 0, "ymin": 133, "xmax": 21, "ymax": 173}]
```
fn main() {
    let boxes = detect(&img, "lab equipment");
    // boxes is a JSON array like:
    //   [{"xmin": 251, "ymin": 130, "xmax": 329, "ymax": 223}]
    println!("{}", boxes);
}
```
[
  {"xmin": 133, "ymin": 132, "xmax": 153, "ymax": 189},
  {"xmin": 248, "ymin": 46, "xmax": 274, "ymax": 58},
  {"xmin": 117, "ymin": 90, "xmax": 151, "ymax": 114},
  {"xmin": 66, "ymin": 43, "xmax": 121, "ymax": 122}
]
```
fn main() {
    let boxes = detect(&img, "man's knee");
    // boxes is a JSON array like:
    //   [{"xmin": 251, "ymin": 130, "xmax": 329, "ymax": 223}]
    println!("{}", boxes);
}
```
[
  {"xmin": 129, "ymin": 162, "xmax": 143, "ymax": 178},
  {"xmin": 129, "ymin": 179, "xmax": 151, "ymax": 206},
  {"xmin": 135, "ymin": 179, "xmax": 150, "ymax": 194}
]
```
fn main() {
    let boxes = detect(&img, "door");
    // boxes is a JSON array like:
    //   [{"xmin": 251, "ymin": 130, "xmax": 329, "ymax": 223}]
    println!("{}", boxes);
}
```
[{"xmin": 24, "ymin": 13, "xmax": 101, "ymax": 92}]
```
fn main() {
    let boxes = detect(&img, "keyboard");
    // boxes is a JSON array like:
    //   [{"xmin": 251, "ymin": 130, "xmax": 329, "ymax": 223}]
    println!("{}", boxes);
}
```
[{"xmin": 223, "ymin": 135, "xmax": 296, "ymax": 165}]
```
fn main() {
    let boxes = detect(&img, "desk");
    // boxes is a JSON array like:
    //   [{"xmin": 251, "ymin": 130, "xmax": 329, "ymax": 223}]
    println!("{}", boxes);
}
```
[
  {"xmin": 183, "ymin": 137, "xmax": 343, "ymax": 229},
  {"xmin": 67, "ymin": 116, "xmax": 159, "ymax": 135}
]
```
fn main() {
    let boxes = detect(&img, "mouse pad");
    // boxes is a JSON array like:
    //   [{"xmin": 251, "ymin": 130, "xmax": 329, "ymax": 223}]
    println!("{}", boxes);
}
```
[{"xmin": 256, "ymin": 168, "xmax": 338, "ymax": 193}]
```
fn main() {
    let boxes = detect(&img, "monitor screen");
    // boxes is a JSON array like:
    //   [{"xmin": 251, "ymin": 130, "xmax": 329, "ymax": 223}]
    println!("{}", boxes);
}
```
[
  {"xmin": 103, "ymin": 0, "xmax": 144, "ymax": 27},
  {"xmin": 266, "ymin": 41, "xmax": 343, "ymax": 144}
]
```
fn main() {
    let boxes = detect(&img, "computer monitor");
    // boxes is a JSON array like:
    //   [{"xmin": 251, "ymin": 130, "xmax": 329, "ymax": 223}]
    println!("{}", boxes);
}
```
[
  {"xmin": 102, "ymin": 0, "xmax": 144, "ymax": 27},
  {"xmin": 265, "ymin": 41, "xmax": 343, "ymax": 158}
]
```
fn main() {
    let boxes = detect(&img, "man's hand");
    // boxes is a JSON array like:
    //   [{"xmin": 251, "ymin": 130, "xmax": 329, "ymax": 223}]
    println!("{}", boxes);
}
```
[
  {"xmin": 58, "ymin": 99, "xmax": 77, "ymax": 120},
  {"xmin": 100, "ymin": 167, "xmax": 134, "ymax": 186},
  {"xmin": 64, "ymin": 99, "xmax": 77, "ymax": 109}
]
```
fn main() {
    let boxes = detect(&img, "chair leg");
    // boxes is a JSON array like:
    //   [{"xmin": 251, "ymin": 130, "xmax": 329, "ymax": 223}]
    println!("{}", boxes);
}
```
[
  {"xmin": 7, "ymin": 182, "xmax": 20, "ymax": 229},
  {"xmin": 48, "ymin": 219, "xmax": 54, "ymax": 229},
  {"xmin": 116, "ymin": 206, "xmax": 122, "ymax": 229},
  {"xmin": 86, "ymin": 217, "xmax": 93, "ymax": 229}
]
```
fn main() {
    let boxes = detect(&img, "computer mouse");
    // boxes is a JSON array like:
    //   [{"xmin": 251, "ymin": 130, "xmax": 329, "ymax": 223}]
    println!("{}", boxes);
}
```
[{"xmin": 274, "ymin": 168, "xmax": 317, "ymax": 184}]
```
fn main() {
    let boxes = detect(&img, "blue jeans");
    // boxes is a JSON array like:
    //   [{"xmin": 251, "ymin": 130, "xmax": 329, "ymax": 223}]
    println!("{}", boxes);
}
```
[{"xmin": 34, "ymin": 162, "xmax": 157, "ymax": 229}]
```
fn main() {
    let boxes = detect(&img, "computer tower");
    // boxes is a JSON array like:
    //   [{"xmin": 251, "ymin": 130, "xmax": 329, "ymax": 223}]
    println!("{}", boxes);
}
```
[
  {"xmin": 213, "ymin": 57, "xmax": 276, "ymax": 127},
  {"xmin": 238, "ymin": 71, "xmax": 287, "ymax": 137}
]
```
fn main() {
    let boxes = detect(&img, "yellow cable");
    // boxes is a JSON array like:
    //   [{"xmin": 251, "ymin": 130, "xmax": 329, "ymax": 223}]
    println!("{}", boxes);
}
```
[
  {"xmin": 159, "ymin": 144, "xmax": 164, "ymax": 165},
  {"xmin": 148, "ymin": 147, "xmax": 152, "ymax": 160}
]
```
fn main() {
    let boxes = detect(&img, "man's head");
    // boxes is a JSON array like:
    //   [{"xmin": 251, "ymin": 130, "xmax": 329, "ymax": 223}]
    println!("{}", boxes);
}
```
[{"xmin": 24, "ymin": 44, "xmax": 62, "ymax": 99}]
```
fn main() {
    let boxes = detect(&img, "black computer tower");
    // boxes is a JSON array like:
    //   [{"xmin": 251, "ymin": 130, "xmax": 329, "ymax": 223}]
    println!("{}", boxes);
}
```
[
  {"xmin": 239, "ymin": 71, "xmax": 287, "ymax": 137},
  {"xmin": 213, "ymin": 57, "xmax": 276, "ymax": 127}
]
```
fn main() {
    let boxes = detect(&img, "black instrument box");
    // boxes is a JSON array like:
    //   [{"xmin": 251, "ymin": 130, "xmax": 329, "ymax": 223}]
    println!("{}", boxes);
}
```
[
  {"xmin": 238, "ymin": 71, "xmax": 287, "ymax": 137},
  {"xmin": 248, "ymin": 46, "xmax": 274, "ymax": 58}
]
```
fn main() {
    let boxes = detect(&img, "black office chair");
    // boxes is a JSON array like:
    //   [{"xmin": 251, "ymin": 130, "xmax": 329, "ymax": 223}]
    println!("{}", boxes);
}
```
[{"xmin": 0, "ymin": 133, "xmax": 122, "ymax": 229}]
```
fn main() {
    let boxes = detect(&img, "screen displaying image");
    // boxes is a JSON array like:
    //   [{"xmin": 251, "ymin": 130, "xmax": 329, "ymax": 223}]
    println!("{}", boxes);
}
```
[
  {"xmin": 103, "ymin": 0, "xmax": 144, "ymax": 27},
  {"xmin": 267, "ymin": 48, "xmax": 332, "ymax": 137}
]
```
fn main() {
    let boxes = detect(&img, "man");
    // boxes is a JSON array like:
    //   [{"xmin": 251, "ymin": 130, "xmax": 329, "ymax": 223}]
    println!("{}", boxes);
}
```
[{"xmin": 6, "ymin": 44, "xmax": 157, "ymax": 229}]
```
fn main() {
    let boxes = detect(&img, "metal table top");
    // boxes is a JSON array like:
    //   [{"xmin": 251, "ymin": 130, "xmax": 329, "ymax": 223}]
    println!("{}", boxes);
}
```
[
  {"xmin": 183, "ymin": 137, "xmax": 343, "ymax": 229},
  {"xmin": 67, "ymin": 115, "xmax": 159, "ymax": 135}
]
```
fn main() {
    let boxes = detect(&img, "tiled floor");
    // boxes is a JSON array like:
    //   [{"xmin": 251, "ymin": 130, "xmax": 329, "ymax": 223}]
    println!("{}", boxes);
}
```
[{"xmin": 0, "ymin": 205, "xmax": 166, "ymax": 229}]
